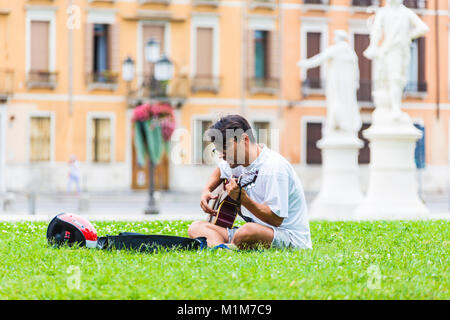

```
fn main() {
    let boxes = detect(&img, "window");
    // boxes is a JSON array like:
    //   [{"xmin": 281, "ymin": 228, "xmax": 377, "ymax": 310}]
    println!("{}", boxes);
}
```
[
  {"xmin": 28, "ymin": 20, "xmax": 57, "ymax": 88},
  {"xmin": 93, "ymin": 24, "xmax": 109, "ymax": 82},
  {"xmin": 248, "ymin": 27, "xmax": 279, "ymax": 93},
  {"xmin": 254, "ymin": 30, "xmax": 268, "ymax": 79},
  {"xmin": 85, "ymin": 21, "xmax": 118, "ymax": 87},
  {"xmin": 192, "ymin": 27, "xmax": 219, "ymax": 93},
  {"xmin": 253, "ymin": 121, "xmax": 271, "ymax": 149},
  {"xmin": 91, "ymin": 118, "xmax": 111, "ymax": 163},
  {"xmin": 191, "ymin": 15, "xmax": 220, "ymax": 93},
  {"xmin": 196, "ymin": 27, "xmax": 213, "ymax": 78},
  {"xmin": 30, "ymin": 21, "xmax": 49, "ymax": 73},
  {"xmin": 194, "ymin": 120, "xmax": 213, "ymax": 165},
  {"xmin": 30, "ymin": 117, "xmax": 51, "ymax": 162},
  {"xmin": 300, "ymin": 19, "xmax": 328, "ymax": 95},
  {"xmin": 403, "ymin": 0, "xmax": 426, "ymax": 9},
  {"xmin": 306, "ymin": 122, "xmax": 322, "ymax": 165},
  {"xmin": 306, "ymin": 32, "xmax": 322, "ymax": 89},
  {"xmin": 414, "ymin": 123, "xmax": 425, "ymax": 169},
  {"xmin": 354, "ymin": 34, "xmax": 372, "ymax": 102},
  {"xmin": 352, "ymin": 0, "xmax": 377, "ymax": 6},
  {"xmin": 405, "ymin": 37, "xmax": 426, "ymax": 94},
  {"xmin": 305, "ymin": 122, "xmax": 371, "ymax": 165}
]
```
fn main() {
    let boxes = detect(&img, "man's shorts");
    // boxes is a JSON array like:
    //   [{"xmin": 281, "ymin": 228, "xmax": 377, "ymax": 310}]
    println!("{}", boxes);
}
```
[{"xmin": 227, "ymin": 225, "xmax": 298, "ymax": 249}]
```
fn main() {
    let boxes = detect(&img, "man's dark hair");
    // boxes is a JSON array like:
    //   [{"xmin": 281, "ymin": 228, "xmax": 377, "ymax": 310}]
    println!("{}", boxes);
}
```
[{"xmin": 207, "ymin": 114, "xmax": 256, "ymax": 147}]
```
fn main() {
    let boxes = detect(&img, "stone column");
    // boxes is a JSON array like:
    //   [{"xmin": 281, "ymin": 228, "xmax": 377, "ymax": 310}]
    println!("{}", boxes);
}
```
[
  {"xmin": 310, "ymin": 131, "xmax": 365, "ymax": 220},
  {"xmin": 354, "ymin": 109, "xmax": 430, "ymax": 219}
]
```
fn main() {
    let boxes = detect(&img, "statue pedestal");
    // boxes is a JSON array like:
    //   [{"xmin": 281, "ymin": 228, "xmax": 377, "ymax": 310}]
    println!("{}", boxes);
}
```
[
  {"xmin": 310, "ymin": 132, "xmax": 364, "ymax": 220},
  {"xmin": 354, "ymin": 111, "xmax": 430, "ymax": 220}
]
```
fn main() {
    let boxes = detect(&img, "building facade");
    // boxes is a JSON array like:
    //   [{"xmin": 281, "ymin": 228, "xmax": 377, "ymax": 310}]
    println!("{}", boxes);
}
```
[{"xmin": 0, "ymin": 0, "xmax": 448, "ymax": 196}]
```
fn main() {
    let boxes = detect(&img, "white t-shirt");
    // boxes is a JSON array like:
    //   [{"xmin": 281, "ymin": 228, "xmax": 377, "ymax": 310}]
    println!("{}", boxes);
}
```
[{"xmin": 217, "ymin": 145, "xmax": 312, "ymax": 249}]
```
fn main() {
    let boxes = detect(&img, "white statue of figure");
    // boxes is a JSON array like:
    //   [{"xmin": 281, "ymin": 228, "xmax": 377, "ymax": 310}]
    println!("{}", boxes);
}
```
[
  {"xmin": 363, "ymin": 0, "xmax": 429, "ymax": 121},
  {"xmin": 298, "ymin": 30, "xmax": 362, "ymax": 136}
]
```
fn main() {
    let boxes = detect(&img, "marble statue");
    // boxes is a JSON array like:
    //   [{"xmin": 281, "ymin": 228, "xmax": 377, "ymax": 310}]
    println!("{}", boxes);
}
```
[
  {"xmin": 298, "ymin": 30, "xmax": 362, "ymax": 136},
  {"xmin": 363, "ymin": 0, "xmax": 429, "ymax": 121},
  {"xmin": 298, "ymin": 30, "xmax": 365, "ymax": 220}
]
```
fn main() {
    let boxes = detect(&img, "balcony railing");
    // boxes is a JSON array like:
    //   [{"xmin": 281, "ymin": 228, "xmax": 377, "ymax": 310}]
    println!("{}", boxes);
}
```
[
  {"xmin": 302, "ymin": 78, "xmax": 325, "ymax": 97},
  {"xmin": 352, "ymin": 0, "xmax": 379, "ymax": 6},
  {"xmin": 139, "ymin": 0, "xmax": 171, "ymax": 4},
  {"xmin": 191, "ymin": 75, "xmax": 221, "ymax": 94},
  {"xmin": 127, "ymin": 75, "xmax": 189, "ymax": 107},
  {"xmin": 0, "ymin": 70, "xmax": 14, "ymax": 102},
  {"xmin": 168, "ymin": 75, "xmax": 189, "ymax": 99},
  {"xmin": 248, "ymin": 77, "xmax": 279, "ymax": 95},
  {"xmin": 249, "ymin": 0, "xmax": 277, "ymax": 10},
  {"xmin": 86, "ymin": 71, "xmax": 119, "ymax": 91},
  {"xmin": 404, "ymin": 81, "xmax": 427, "ymax": 98},
  {"xmin": 403, "ymin": 0, "xmax": 427, "ymax": 9},
  {"xmin": 352, "ymin": 0, "xmax": 426, "ymax": 8},
  {"xmin": 27, "ymin": 71, "xmax": 58, "ymax": 89},
  {"xmin": 141, "ymin": 77, "xmax": 169, "ymax": 98},
  {"xmin": 192, "ymin": 0, "xmax": 220, "ymax": 7},
  {"xmin": 303, "ymin": 0, "xmax": 329, "ymax": 4},
  {"xmin": 87, "ymin": 0, "xmax": 116, "ymax": 3}
]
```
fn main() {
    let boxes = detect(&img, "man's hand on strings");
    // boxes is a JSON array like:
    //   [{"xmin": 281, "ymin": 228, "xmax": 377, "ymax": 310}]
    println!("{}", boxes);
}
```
[{"xmin": 200, "ymin": 190, "xmax": 218, "ymax": 216}]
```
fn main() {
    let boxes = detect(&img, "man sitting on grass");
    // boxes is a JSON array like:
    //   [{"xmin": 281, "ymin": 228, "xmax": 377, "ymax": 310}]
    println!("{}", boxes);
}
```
[{"xmin": 188, "ymin": 115, "xmax": 312, "ymax": 250}]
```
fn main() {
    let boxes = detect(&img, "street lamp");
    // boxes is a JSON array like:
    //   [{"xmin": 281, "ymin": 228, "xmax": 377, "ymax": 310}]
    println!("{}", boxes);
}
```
[
  {"xmin": 145, "ymin": 37, "xmax": 160, "ymax": 64},
  {"xmin": 122, "ymin": 56, "xmax": 135, "ymax": 82},
  {"xmin": 123, "ymin": 42, "xmax": 174, "ymax": 215},
  {"xmin": 154, "ymin": 54, "xmax": 174, "ymax": 81}
]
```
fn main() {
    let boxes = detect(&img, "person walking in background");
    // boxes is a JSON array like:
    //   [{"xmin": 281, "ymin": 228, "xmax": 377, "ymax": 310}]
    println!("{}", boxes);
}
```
[{"xmin": 67, "ymin": 155, "xmax": 81, "ymax": 195}]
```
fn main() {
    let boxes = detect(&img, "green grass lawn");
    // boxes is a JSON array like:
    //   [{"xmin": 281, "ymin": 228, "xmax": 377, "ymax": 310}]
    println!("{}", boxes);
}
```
[{"xmin": 0, "ymin": 220, "xmax": 448, "ymax": 299}]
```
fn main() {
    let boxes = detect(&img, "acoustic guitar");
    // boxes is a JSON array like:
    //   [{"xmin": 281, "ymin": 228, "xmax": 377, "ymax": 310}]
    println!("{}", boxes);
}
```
[{"xmin": 208, "ymin": 169, "xmax": 259, "ymax": 229}]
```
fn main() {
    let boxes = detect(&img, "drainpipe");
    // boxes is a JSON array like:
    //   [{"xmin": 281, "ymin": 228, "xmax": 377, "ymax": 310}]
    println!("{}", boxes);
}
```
[
  {"xmin": 434, "ymin": 0, "xmax": 440, "ymax": 120},
  {"xmin": 68, "ymin": 0, "xmax": 74, "ymax": 117},
  {"xmin": 277, "ymin": 0, "xmax": 284, "ymax": 154},
  {"xmin": 240, "ymin": 1, "xmax": 248, "ymax": 117}
]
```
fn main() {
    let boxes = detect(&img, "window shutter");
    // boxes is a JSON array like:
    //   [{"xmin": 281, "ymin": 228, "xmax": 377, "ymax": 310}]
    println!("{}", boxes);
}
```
[
  {"xmin": 253, "ymin": 121, "xmax": 271, "ymax": 148},
  {"xmin": 306, "ymin": 122, "xmax": 322, "ymax": 165},
  {"xmin": 354, "ymin": 34, "xmax": 372, "ymax": 101},
  {"xmin": 30, "ymin": 117, "xmax": 51, "ymax": 162},
  {"xmin": 92, "ymin": 118, "xmax": 111, "ymax": 163},
  {"xmin": 196, "ymin": 27, "xmax": 213, "ymax": 76},
  {"xmin": 30, "ymin": 21, "xmax": 49, "ymax": 71},
  {"xmin": 268, "ymin": 31, "xmax": 279, "ymax": 80},
  {"xmin": 108, "ymin": 24, "xmax": 119, "ymax": 72},
  {"xmin": 247, "ymin": 30, "xmax": 254, "ymax": 79},
  {"xmin": 85, "ymin": 23, "xmax": 94, "ymax": 79},
  {"xmin": 417, "ymin": 36, "xmax": 426, "ymax": 91},
  {"xmin": 306, "ymin": 32, "xmax": 321, "ymax": 88}
]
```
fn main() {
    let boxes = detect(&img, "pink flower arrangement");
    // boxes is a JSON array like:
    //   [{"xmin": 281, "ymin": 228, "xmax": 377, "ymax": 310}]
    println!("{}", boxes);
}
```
[
  {"xmin": 132, "ymin": 103, "xmax": 151, "ymax": 122},
  {"xmin": 132, "ymin": 102, "xmax": 176, "ymax": 141}
]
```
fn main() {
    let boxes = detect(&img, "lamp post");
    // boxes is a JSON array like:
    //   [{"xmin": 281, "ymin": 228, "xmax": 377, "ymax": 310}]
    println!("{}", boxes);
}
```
[
  {"xmin": 123, "ymin": 39, "xmax": 174, "ymax": 215},
  {"xmin": 144, "ymin": 37, "xmax": 161, "ymax": 215},
  {"xmin": 122, "ymin": 56, "xmax": 135, "ymax": 102}
]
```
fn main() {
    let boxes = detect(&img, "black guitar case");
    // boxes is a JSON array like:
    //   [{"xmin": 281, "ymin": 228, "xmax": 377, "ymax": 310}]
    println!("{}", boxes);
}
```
[{"xmin": 97, "ymin": 232, "xmax": 207, "ymax": 253}]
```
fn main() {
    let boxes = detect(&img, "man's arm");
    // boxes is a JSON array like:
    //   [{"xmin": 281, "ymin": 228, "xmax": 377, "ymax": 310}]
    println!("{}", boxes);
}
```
[
  {"xmin": 241, "ymin": 193, "xmax": 284, "ymax": 227},
  {"xmin": 204, "ymin": 166, "xmax": 222, "ymax": 193},
  {"xmin": 226, "ymin": 178, "xmax": 284, "ymax": 227},
  {"xmin": 200, "ymin": 166, "xmax": 222, "ymax": 215}
]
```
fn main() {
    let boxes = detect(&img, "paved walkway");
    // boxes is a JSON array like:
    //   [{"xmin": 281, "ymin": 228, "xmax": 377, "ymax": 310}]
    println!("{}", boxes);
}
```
[{"xmin": 0, "ymin": 190, "xmax": 448, "ymax": 222}]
